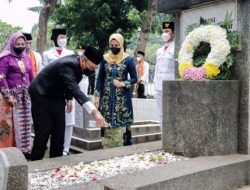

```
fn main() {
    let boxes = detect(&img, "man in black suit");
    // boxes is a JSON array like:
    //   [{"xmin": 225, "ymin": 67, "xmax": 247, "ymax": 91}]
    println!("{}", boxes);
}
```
[{"xmin": 29, "ymin": 46, "xmax": 106, "ymax": 161}]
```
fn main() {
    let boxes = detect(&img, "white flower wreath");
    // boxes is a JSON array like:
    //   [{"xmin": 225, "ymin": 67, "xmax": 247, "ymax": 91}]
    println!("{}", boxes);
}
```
[{"xmin": 178, "ymin": 25, "xmax": 231, "ymax": 80}]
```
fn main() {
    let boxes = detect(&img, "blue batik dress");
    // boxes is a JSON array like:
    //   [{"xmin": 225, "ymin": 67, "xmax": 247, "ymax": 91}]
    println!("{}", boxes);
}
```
[{"xmin": 95, "ymin": 56, "xmax": 137, "ymax": 148}]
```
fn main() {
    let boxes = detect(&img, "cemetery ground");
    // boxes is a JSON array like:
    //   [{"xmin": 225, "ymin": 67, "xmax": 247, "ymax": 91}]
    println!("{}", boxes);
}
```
[{"xmin": 22, "ymin": 141, "xmax": 250, "ymax": 190}]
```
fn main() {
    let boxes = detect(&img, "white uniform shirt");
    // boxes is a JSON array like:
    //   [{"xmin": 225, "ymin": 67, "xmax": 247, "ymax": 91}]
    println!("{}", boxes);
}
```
[
  {"xmin": 154, "ymin": 41, "xmax": 175, "ymax": 91},
  {"xmin": 78, "ymin": 75, "xmax": 89, "ymax": 94},
  {"xmin": 42, "ymin": 47, "xmax": 74, "ymax": 68}
]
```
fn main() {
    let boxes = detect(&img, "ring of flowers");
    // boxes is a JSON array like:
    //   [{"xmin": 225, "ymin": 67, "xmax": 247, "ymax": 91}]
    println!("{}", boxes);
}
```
[{"xmin": 178, "ymin": 25, "xmax": 231, "ymax": 80}]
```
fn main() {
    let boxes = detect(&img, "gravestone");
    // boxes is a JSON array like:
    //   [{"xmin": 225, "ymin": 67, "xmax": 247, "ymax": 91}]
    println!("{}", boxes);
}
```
[
  {"xmin": 158, "ymin": 0, "xmax": 250, "ymax": 155},
  {"xmin": 162, "ymin": 80, "xmax": 239, "ymax": 157},
  {"xmin": 0, "ymin": 147, "xmax": 28, "ymax": 190}
]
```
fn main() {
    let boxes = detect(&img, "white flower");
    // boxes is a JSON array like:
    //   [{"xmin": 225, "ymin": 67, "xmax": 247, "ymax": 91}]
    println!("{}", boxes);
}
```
[
  {"xmin": 28, "ymin": 151, "xmax": 187, "ymax": 190},
  {"xmin": 178, "ymin": 25, "xmax": 231, "ymax": 78}
]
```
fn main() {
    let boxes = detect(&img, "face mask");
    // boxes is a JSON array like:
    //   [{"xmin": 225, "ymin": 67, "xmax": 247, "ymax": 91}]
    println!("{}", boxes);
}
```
[
  {"xmin": 110, "ymin": 47, "xmax": 121, "ymax": 55},
  {"xmin": 162, "ymin": 32, "xmax": 171, "ymax": 42},
  {"xmin": 57, "ymin": 39, "xmax": 67, "ymax": 48},
  {"xmin": 84, "ymin": 68, "xmax": 95, "ymax": 76},
  {"xmin": 25, "ymin": 44, "xmax": 31, "ymax": 52},
  {"xmin": 13, "ymin": 47, "xmax": 25, "ymax": 54}
]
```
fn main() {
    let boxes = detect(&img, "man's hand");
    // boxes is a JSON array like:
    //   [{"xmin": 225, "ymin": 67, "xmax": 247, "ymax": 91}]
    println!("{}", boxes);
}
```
[
  {"xmin": 66, "ymin": 100, "xmax": 73, "ymax": 113},
  {"xmin": 113, "ymin": 79, "xmax": 125, "ymax": 88},
  {"xmin": 94, "ymin": 97, "xmax": 100, "ymax": 109},
  {"xmin": 92, "ymin": 109, "xmax": 107, "ymax": 127}
]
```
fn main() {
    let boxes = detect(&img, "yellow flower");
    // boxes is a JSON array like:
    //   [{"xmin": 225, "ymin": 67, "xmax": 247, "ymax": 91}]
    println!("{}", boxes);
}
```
[
  {"xmin": 184, "ymin": 44, "xmax": 193, "ymax": 51},
  {"xmin": 203, "ymin": 63, "xmax": 220, "ymax": 77},
  {"xmin": 179, "ymin": 62, "xmax": 193, "ymax": 77},
  {"xmin": 219, "ymin": 45, "xmax": 224, "ymax": 49},
  {"xmin": 209, "ymin": 39, "xmax": 216, "ymax": 43}
]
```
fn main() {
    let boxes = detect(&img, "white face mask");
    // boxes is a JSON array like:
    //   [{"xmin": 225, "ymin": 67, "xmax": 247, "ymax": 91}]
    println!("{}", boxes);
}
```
[
  {"xmin": 162, "ymin": 32, "xmax": 171, "ymax": 42},
  {"xmin": 78, "ymin": 51, "xmax": 83, "ymax": 56},
  {"xmin": 25, "ymin": 44, "xmax": 31, "ymax": 52},
  {"xmin": 57, "ymin": 39, "xmax": 67, "ymax": 48}
]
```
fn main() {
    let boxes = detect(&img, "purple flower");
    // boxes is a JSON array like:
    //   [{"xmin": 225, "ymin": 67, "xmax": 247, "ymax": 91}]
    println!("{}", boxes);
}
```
[{"xmin": 182, "ymin": 67, "xmax": 207, "ymax": 80}]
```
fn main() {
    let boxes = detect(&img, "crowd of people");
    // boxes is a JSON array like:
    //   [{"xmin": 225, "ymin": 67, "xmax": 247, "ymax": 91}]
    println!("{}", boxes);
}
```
[{"xmin": 0, "ymin": 21, "xmax": 175, "ymax": 160}]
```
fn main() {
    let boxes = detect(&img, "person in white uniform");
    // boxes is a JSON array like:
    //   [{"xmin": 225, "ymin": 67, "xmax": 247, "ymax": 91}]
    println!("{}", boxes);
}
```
[
  {"xmin": 42, "ymin": 28, "xmax": 75, "ymax": 156},
  {"xmin": 153, "ymin": 22, "xmax": 175, "ymax": 131}
]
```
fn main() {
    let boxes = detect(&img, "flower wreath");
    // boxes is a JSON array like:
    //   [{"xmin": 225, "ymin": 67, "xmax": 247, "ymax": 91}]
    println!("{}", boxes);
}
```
[{"xmin": 178, "ymin": 25, "xmax": 231, "ymax": 80}]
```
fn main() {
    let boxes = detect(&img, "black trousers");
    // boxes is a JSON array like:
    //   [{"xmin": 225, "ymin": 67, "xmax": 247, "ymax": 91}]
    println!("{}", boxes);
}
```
[
  {"xmin": 137, "ymin": 83, "xmax": 146, "ymax": 98},
  {"xmin": 88, "ymin": 76, "xmax": 95, "ymax": 95},
  {"xmin": 29, "ymin": 89, "xmax": 65, "ymax": 161}
]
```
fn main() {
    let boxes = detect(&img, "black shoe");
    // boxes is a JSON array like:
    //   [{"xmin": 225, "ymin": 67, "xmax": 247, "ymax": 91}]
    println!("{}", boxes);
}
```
[
  {"xmin": 23, "ymin": 153, "xmax": 31, "ymax": 160},
  {"xmin": 123, "ymin": 127, "xmax": 132, "ymax": 146}
]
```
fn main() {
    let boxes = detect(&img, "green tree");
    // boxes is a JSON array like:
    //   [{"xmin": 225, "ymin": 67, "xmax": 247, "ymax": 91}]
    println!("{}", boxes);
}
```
[
  {"xmin": 151, "ymin": 13, "xmax": 173, "ymax": 34},
  {"xmin": 0, "ymin": 21, "xmax": 22, "ymax": 51},
  {"xmin": 36, "ymin": 0, "xmax": 58, "ymax": 54},
  {"xmin": 134, "ymin": 0, "xmax": 157, "ymax": 56},
  {"xmin": 52, "ymin": 0, "xmax": 149, "ymax": 53}
]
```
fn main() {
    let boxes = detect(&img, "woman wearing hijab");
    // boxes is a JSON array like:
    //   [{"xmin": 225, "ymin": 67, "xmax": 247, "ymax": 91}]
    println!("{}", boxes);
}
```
[
  {"xmin": 94, "ymin": 33, "xmax": 137, "ymax": 148},
  {"xmin": 0, "ymin": 32, "xmax": 34, "ymax": 159}
]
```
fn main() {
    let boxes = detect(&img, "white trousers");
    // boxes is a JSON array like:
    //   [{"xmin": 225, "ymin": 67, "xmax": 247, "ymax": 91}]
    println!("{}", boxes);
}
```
[
  {"xmin": 63, "ymin": 77, "xmax": 89, "ymax": 155},
  {"xmin": 155, "ymin": 90, "xmax": 163, "ymax": 131},
  {"xmin": 63, "ymin": 100, "xmax": 75, "ymax": 155},
  {"xmin": 63, "ymin": 125, "xmax": 73, "ymax": 155}
]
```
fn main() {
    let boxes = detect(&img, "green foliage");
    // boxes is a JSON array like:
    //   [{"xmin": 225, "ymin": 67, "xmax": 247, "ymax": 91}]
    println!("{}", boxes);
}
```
[
  {"xmin": 227, "ymin": 31, "xmax": 241, "ymax": 51},
  {"xmin": 151, "ymin": 13, "xmax": 173, "ymax": 34},
  {"xmin": 188, "ymin": 13, "xmax": 240, "ymax": 80},
  {"xmin": 128, "ymin": 0, "xmax": 151, "ymax": 12},
  {"xmin": 213, "ymin": 16, "xmax": 240, "ymax": 80},
  {"xmin": 218, "ymin": 12, "xmax": 233, "ymax": 32},
  {"xmin": 0, "ymin": 20, "xmax": 22, "ymax": 51},
  {"xmin": 211, "ymin": 62, "xmax": 233, "ymax": 80},
  {"xmin": 51, "ymin": 0, "xmax": 148, "ymax": 53},
  {"xmin": 127, "ymin": 8, "xmax": 144, "ymax": 26},
  {"xmin": 193, "ymin": 42, "xmax": 211, "ymax": 67}
]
